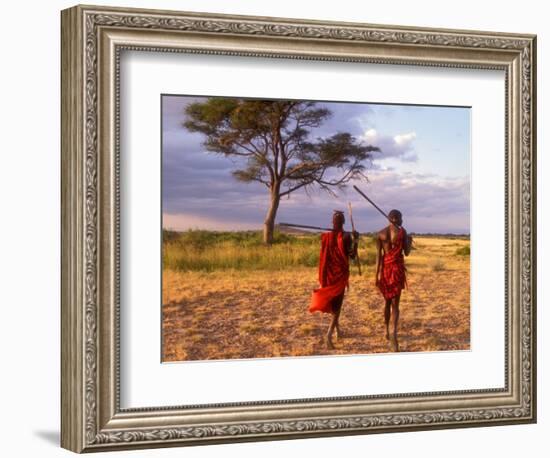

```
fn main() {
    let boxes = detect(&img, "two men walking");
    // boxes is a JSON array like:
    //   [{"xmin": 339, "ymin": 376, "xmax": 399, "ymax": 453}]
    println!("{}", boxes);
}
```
[{"xmin": 309, "ymin": 209, "xmax": 412, "ymax": 351}]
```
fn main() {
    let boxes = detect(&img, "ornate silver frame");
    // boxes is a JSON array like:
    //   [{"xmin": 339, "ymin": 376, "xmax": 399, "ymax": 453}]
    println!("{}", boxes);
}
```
[{"xmin": 61, "ymin": 4, "xmax": 537, "ymax": 453}]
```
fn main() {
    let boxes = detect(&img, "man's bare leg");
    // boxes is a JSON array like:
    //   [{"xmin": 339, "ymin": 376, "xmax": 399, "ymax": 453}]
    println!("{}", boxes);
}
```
[
  {"xmin": 334, "ymin": 299, "xmax": 344, "ymax": 339},
  {"xmin": 384, "ymin": 299, "xmax": 392, "ymax": 340},
  {"xmin": 326, "ymin": 312, "xmax": 337, "ymax": 349},
  {"xmin": 327, "ymin": 296, "xmax": 343, "ymax": 348},
  {"xmin": 390, "ymin": 294, "xmax": 401, "ymax": 351}
]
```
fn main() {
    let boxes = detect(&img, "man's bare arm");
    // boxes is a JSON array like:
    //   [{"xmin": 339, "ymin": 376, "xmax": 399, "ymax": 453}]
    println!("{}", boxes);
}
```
[
  {"xmin": 375, "ymin": 235, "xmax": 383, "ymax": 286},
  {"xmin": 343, "ymin": 232, "xmax": 358, "ymax": 260},
  {"xmin": 403, "ymin": 229, "xmax": 412, "ymax": 256},
  {"xmin": 350, "ymin": 231, "xmax": 359, "ymax": 260}
]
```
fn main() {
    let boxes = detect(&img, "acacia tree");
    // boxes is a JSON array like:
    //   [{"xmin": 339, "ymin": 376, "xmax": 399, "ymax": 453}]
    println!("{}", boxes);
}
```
[{"xmin": 184, "ymin": 99, "xmax": 379, "ymax": 244}]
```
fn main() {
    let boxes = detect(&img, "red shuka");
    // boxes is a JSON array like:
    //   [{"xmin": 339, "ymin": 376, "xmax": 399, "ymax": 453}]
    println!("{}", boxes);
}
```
[
  {"xmin": 378, "ymin": 227, "xmax": 407, "ymax": 300},
  {"xmin": 309, "ymin": 231, "xmax": 349, "ymax": 314}
]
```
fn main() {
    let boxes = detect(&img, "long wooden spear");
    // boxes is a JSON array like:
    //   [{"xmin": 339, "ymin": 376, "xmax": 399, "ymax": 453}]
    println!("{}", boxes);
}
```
[
  {"xmin": 278, "ymin": 222, "xmax": 333, "ymax": 232},
  {"xmin": 353, "ymin": 185, "xmax": 414, "ymax": 250},
  {"xmin": 353, "ymin": 185, "xmax": 402, "ymax": 229},
  {"xmin": 347, "ymin": 202, "xmax": 362, "ymax": 275},
  {"xmin": 278, "ymin": 222, "xmax": 368, "ymax": 236}
]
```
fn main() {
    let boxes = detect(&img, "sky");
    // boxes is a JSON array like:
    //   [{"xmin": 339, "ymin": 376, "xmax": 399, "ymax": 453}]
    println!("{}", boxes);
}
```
[{"xmin": 162, "ymin": 95, "xmax": 470, "ymax": 234}]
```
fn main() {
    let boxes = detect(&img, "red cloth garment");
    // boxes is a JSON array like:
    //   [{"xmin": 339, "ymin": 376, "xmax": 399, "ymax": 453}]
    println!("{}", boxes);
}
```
[
  {"xmin": 309, "ymin": 231, "xmax": 350, "ymax": 314},
  {"xmin": 378, "ymin": 227, "xmax": 407, "ymax": 300}
]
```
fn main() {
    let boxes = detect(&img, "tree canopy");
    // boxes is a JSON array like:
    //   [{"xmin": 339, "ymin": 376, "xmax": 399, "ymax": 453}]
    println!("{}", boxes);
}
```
[{"xmin": 184, "ymin": 98, "xmax": 380, "ymax": 243}]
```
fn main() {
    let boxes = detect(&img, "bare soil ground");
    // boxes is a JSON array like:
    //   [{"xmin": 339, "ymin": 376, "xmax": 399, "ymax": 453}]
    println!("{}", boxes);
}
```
[{"xmin": 162, "ymin": 237, "xmax": 470, "ymax": 362}]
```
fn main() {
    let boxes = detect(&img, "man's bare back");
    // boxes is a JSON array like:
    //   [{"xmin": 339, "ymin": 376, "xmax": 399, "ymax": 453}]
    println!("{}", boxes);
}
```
[{"xmin": 378, "ymin": 225, "xmax": 405, "ymax": 255}]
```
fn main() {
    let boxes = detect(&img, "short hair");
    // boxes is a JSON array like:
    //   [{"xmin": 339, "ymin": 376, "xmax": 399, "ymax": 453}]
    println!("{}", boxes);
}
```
[
  {"xmin": 333, "ymin": 210, "xmax": 345, "ymax": 226},
  {"xmin": 388, "ymin": 209, "xmax": 402, "ymax": 219}
]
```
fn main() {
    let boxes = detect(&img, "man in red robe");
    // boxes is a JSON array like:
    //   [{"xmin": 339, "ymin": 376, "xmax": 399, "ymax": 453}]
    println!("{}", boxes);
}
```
[
  {"xmin": 309, "ymin": 210, "xmax": 358, "ymax": 349},
  {"xmin": 375, "ymin": 209, "xmax": 412, "ymax": 351}
]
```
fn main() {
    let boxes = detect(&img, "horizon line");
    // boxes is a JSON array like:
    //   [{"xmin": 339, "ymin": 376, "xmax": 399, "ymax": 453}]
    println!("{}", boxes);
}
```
[{"xmin": 162, "ymin": 227, "xmax": 471, "ymax": 236}]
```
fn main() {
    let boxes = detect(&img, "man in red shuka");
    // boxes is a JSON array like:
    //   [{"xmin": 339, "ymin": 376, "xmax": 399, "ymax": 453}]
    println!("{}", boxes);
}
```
[
  {"xmin": 375, "ymin": 209, "xmax": 412, "ymax": 352},
  {"xmin": 309, "ymin": 210, "xmax": 358, "ymax": 349}
]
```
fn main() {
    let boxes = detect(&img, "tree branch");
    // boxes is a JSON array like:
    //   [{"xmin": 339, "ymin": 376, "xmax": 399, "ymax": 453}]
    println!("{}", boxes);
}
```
[{"xmin": 279, "ymin": 181, "xmax": 310, "ymax": 197}]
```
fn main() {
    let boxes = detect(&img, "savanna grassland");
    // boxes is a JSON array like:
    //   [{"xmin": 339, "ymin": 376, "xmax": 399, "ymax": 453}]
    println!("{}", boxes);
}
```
[{"xmin": 162, "ymin": 230, "xmax": 470, "ymax": 362}]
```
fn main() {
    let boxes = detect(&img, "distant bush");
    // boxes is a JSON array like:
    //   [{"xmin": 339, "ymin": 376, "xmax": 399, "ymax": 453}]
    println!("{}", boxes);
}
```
[
  {"xmin": 455, "ymin": 245, "xmax": 471, "ymax": 256},
  {"xmin": 361, "ymin": 251, "xmax": 377, "ymax": 266},
  {"xmin": 431, "ymin": 260, "xmax": 446, "ymax": 271}
]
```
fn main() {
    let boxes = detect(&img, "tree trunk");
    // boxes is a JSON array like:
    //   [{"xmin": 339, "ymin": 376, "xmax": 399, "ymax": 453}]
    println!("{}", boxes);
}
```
[{"xmin": 263, "ymin": 191, "xmax": 280, "ymax": 245}]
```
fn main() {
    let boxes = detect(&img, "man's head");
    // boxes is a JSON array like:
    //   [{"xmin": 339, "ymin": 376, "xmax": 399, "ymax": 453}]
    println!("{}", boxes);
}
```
[
  {"xmin": 332, "ymin": 210, "xmax": 345, "ymax": 231},
  {"xmin": 388, "ymin": 209, "xmax": 403, "ymax": 226}
]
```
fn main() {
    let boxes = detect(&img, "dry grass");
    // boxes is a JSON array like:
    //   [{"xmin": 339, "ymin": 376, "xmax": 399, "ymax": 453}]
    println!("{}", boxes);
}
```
[
  {"xmin": 163, "ymin": 229, "xmax": 378, "ymax": 271},
  {"xmin": 162, "ymin": 236, "xmax": 470, "ymax": 362}
]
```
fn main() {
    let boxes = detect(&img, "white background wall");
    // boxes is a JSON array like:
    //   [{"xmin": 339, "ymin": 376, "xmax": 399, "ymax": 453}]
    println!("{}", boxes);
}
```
[{"xmin": 0, "ymin": 0, "xmax": 546, "ymax": 456}]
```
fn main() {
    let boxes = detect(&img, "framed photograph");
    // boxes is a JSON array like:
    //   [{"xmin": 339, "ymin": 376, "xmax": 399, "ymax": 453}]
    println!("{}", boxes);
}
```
[{"xmin": 61, "ymin": 4, "xmax": 537, "ymax": 453}]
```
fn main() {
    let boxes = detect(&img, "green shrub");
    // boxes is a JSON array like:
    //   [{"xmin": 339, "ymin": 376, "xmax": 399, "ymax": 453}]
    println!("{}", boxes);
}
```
[
  {"xmin": 455, "ymin": 245, "xmax": 470, "ymax": 256},
  {"xmin": 361, "ymin": 251, "xmax": 377, "ymax": 266}
]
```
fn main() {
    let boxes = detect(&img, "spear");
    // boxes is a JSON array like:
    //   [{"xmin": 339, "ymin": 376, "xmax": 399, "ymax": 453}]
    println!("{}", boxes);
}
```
[
  {"xmin": 353, "ymin": 185, "xmax": 414, "ymax": 250},
  {"xmin": 347, "ymin": 202, "xmax": 362, "ymax": 275},
  {"xmin": 278, "ymin": 222, "xmax": 333, "ymax": 232},
  {"xmin": 353, "ymin": 185, "xmax": 402, "ymax": 229},
  {"xmin": 278, "ymin": 222, "xmax": 367, "ymax": 236}
]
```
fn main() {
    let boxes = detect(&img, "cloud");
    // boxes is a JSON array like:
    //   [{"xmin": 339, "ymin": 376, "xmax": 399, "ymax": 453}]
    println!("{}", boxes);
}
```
[
  {"xmin": 347, "ymin": 171, "xmax": 470, "ymax": 233},
  {"xmin": 162, "ymin": 170, "xmax": 470, "ymax": 234},
  {"xmin": 313, "ymin": 102, "xmax": 374, "ymax": 138},
  {"xmin": 361, "ymin": 128, "xmax": 418, "ymax": 163},
  {"xmin": 163, "ymin": 212, "xmax": 262, "ymax": 231},
  {"xmin": 394, "ymin": 132, "xmax": 416, "ymax": 146}
]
